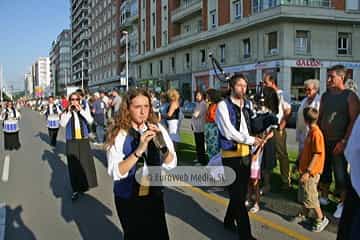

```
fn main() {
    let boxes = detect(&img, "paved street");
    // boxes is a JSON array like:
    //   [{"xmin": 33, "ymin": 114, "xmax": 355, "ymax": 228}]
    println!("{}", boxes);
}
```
[{"xmin": 0, "ymin": 108, "xmax": 337, "ymax": 240}]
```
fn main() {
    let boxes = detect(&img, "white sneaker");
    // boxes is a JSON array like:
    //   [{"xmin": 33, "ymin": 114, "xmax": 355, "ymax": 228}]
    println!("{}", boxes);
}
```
[
  {"xmin": 319, "ymin": 197, "xmax": 329, "ymax": 206},
  {"xmin": 249, "ymin": 204, "xmax": 260, "ymax": 214},
  {"xmin": 333, "ymin": 202, "xmax": 344, "ymax": 219}
]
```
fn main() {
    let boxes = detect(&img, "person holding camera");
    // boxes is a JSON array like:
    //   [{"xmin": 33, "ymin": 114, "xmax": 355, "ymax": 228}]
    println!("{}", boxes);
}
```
[
  {"xmin": 106, "ymin": 88, "xmax": 177, "ymax": 240},
  {"xmin": 60, "ymin": 92, "xmax": 98, "ymax": 201}
]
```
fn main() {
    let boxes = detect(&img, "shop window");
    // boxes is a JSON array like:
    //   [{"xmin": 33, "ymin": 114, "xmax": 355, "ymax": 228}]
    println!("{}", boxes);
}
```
[
  {"xmin": 267, "ymin": 32, "xmax": 278, "ymax": 55},
  {"xmin": 243, "ymin": 38, "xmax": 251, "ymax": 58},
  {"xmin": 338, "ymin": 32, "xmax": 352, "ymax": 55},
  {"xmin": 295, "ymin": 30, "xmax": 310, "ymax": 54}
]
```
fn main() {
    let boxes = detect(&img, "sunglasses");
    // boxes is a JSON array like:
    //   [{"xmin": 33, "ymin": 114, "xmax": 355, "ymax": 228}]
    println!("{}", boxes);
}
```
[
  {"xmin": 304, "ymin": 88, "xmax": 312, "ymax": 91},
  {"xmin": 71, "ymin": 98, "xmax": 80, "ymax": 101}
]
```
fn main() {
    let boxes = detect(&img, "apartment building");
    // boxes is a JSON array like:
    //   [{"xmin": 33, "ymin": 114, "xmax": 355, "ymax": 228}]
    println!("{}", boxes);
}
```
[
  {"xmin": 32, "ymin": 57, "xmax": 51, "ymax": 98},
  {"xmin": 134, "ymin": 0, "xmax": 360, "ymax": 101},
  {"xmin": 71, "ymin": 0, "xmax": 90, "ymax": 89},
  {"xmin": 50, "ymin": 30, "xmax": 71, "ymax": 96},
  {"xmin": 88, "ymin": 0, "xmax": 121, "ymax": 91}
]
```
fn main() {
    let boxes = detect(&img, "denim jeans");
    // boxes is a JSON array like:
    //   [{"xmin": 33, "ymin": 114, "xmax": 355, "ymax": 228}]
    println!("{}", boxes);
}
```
[{"xmin": 95, "ymin": 124, "xmax": 105, "ymax": 143}]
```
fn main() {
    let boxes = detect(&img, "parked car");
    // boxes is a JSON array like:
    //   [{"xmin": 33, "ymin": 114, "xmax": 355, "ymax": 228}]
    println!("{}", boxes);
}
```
[
  {"xmin": 181, "ymin": 102, "xmax": 196, "ymax": 118},
  {"xmin": 286, "ymin": 102, "xmax": 300, "ymax": 129}
]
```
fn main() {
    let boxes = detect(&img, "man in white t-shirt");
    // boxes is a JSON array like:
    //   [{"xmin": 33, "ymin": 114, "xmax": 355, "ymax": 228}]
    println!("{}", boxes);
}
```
[{"xmin": 264, "ymin": 74, "xmax": 292, "ymax": 190}]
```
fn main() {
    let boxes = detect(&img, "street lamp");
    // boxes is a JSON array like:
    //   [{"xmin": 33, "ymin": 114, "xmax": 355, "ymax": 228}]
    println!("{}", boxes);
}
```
[
  {"xmin": 81, "ymin": 56, "xmax": 84, "ymax": 91},
  {"xmin": 122, "ymin": 30, "xmax": 129, "ymax": 92}
]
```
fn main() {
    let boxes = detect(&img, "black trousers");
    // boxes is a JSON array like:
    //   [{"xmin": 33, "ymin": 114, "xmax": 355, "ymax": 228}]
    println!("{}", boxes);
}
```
[
  {"xmin": 115, "ymin": 193, "xmax": 169, "ymax": 240},
  {"xmin": 337, "ymin": 184, "xmax": 360, "ymax": 240},
  {"xmin": 194, "ymin": 132, "xmax": 208, "ymax": 165},
  {"xmin": 222, "ymin": 155, "xmax": 254, "ymax": 240},
  {"xmin": 48, "ymin": 128, "xmax": 59, "ymax": 147}
]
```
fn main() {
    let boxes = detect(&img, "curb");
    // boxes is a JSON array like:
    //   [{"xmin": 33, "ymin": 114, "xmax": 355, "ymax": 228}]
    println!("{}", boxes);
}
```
[{"xmin": 0, "ymin": 202, "xmax": 5, "ymax": 240}]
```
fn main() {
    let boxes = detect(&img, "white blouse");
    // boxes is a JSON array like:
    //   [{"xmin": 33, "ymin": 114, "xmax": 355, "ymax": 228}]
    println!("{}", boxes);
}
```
[
  {"xmin": 0, "ymin": 108, "xmax": 20, "ymax": 120},
  {"xmin": 107, "ymin": 124, "xmax": 177, "ymax": 181}
]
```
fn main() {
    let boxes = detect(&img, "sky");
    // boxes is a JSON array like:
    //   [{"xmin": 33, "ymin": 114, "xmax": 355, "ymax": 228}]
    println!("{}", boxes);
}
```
[{"xmin": 0, "ymin": 0, "xmax": 70, "ymax": 92}]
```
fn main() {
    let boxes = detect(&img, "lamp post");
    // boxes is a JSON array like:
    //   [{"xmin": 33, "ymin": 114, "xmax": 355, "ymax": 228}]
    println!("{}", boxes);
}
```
[
  {"xmin": 122, "ymin": 30, "xmax": 129, "ymax": 92},
  {"xmin": 81, "ymin": 57, "xmax": 84, "ymax": 91}
]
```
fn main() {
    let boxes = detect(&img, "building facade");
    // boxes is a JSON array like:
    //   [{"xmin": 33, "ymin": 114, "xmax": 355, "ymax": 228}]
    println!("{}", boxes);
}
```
[
  {"xmin": 88, "ymin": 0, "xmax": 121, "ymax": 91},
  {"xmin": 32, "ymin": 57, "xmax": 51, "ymax": 98},
  {"xmin": 134, "ymin": 0, "xmax": 360, "ymax": 101},
  {"xmin": 50, "ymin": 30, "xmax": 71, "ymax": 96},
  {"xmin": 87, "ymin": 0, "xmax": 139, "ymax": 92},
  {"xmin": 24, "ymin": 71, "xmax": 33, "ymax": 97},
  {"xmin": 71, "ymin": 0, "xmax": 90, "ymax": 89}
]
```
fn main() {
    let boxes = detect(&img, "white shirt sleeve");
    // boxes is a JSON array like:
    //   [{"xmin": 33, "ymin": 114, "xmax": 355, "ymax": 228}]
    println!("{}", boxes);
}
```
[
  {"xmin": 107, "ymin": 132, "xmax": 129, "ymax": 180},
  {"xmin": 215, "ymin": 101, "xmax": 255, "ymax": 146},
  {"xmin": 79, "ymin": 108, "xmax": 94, "ymax": 125},
  {"xmin": 60, "ymin": 112, "xmax": 72, "ymax": 127},
  {"xmin": 158, "ymin": 124, "xmax": 177, "ymax": 170}
]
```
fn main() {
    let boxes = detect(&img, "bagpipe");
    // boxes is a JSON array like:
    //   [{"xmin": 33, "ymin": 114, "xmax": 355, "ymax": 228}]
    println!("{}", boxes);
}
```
[{"xmin": 209, "ymin": 53, "xmax": 278, "ymax": 135}]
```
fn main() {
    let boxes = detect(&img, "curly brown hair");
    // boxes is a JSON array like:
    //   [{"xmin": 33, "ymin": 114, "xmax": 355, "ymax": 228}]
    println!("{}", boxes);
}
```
[{"xmin": 105, "ymin": 88, "xmax": 159, "ymax": 149}]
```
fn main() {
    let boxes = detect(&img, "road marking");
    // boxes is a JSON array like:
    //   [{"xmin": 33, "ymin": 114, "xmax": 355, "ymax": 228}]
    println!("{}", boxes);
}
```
[
  {"xmin": 183, "ymin": 183, "xmax": 311, "ymax": 240},
  {"xmin": 1, "ymin": 155, "xmax": 10, "ymax": 182}
]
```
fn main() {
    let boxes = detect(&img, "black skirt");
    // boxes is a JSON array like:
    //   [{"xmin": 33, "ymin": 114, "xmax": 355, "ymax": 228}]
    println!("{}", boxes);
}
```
[
  {"xmin": 115, "ymin": 193, "xmax": 169, "ymax": 240},
  {"xmin": 4, "ymin": 132, "xmax": 21, "ymax": 151},
  {"xmin": 66, "ymin": 139, "xmax": 98, "ymax": 193}
]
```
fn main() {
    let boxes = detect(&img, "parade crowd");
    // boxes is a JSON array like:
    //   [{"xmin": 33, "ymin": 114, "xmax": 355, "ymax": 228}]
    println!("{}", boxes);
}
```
[{"xmin": 8, "ymin": 64, "xmax": 359, "ymax": 240}]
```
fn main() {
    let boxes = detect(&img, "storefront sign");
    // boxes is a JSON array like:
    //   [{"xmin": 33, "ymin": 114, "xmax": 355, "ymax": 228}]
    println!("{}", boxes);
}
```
[{"xmin": 296, "ymin": 58, "xmax": 321, "ymax": 67}]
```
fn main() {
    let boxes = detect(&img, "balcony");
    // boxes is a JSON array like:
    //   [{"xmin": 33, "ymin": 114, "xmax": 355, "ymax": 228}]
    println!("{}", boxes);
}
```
[
  {"xmin": 252, "ymin": 0, "xmax": 332, "ymax": 14},
  {"xmin": 171, "ymin": 29, "xmax": 201, "ymax": 42},
  {"xmin": 120, "ymin": 14, "xmax": 139, "ymax": 29},
  {"xmin": 171, "ymin": 0, "xmax": 202, "ymax": 23}
]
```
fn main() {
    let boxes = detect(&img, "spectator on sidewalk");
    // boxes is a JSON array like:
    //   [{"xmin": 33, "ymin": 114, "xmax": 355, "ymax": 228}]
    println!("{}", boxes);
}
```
[
  {"xmin": 191, "ymin": 90, "xmax": 208, "ymax": 165},
  {"xmin": 166, "ymin": 89, "xmax": 182, "ymax": 147},
  {"xmin": 205, "ymin": 89, "xmax": 221, "ymax": 162},
  {"xmin": 292, "ymin": 107, "xmax": 329, "ymax": 232},
  {"xmin": 263, "ymin": 74, "xmax": 292, "ymax": 190},
  {"xmin": 296, "ymin": 79, "xmax": 321, "ymax": 164},
  {"xmin": 92, "ymin": 92, "xmax": 106, "ymax": 145},
  {"xmin": 111, "ymin": 89, "xmax": 122, "ymax": 117},
  {"xmin": 337, "ymin": 116, "xmax": 360, "ymax": 240},
  {"xmin": 318, "ymin": 65, "xmax": 360, "ymax": 218}
]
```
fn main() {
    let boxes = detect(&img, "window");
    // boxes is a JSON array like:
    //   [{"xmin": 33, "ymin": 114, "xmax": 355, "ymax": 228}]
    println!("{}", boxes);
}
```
[
  {"xmin": 338, "ymin": 32, "xmax": 352, "ymax": 55},
  {"xmin": 142, "ymin": 19, "xmax": 145, "ymax": 31},
  {"xmin": 185, "ymin": 53, "xmax": 190, "ymax": 68},
  {"xmin": 184, "ymin": 24, "xmax": 190, "ymax": 33},
  {"xmin": 152, "ymin": 36, "xmax": 156, "ymax": 49},
  {"xmin": 234, "ymin": 0, "xmax": 241, "ymax": 19},
  {"xmin": 243, "ymin": 38, "xmax": 251, "ymax": 58},
  {"xmin": 152, "ymin": 12, "xmax": 155, "ymax": 26},
  {"xmin": 200, "ymin": 49, "xmax": 206, "ymax": 64},
  {"xmin": 163, "ymin": 31, "xmax": 168, "ymax": 46},
  {"xmin": 159, "ymin": 60, "xmax": 163, "ymax": 74},
  {"xmin": 220, "ymin": 44, "xmax": 226, "ymax": 63},
  {"xmin": 171, "ymin": 57, "xmax": 175, "ymax": 72},
  {"xmin": 143, "ymin": 0, "xmax": 145, "ymax": 8},
  {"xmin": 267, "ymin": 32, "xmax": 278, "ymax": 55},
  {"xmin": 139, "ymin": 65, "xmax": 142, "ymax": 78},
  {"xmin": 150, "ymin": 63, "xmax": 153, "ymax": 76},
  {"xmin": 198, "ymin": 20, "xmax": 202, "ymax": 32},
  {"xmin": 142, "ymin": 40, "xmax": 145, "ymax": 53},
  {"xmin": 295, "ymin": 30, "xmax": 310, "ymax": 54},
  {"xmin": 210, "ymin": 10, "xmax": 216, "ymax": 28}
]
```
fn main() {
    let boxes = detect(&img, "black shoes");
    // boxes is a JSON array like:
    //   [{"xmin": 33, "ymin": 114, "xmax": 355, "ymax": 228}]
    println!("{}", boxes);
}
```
[{"xmin": 224, "ymin": 219, "xmax": 237, "ymax": 232}]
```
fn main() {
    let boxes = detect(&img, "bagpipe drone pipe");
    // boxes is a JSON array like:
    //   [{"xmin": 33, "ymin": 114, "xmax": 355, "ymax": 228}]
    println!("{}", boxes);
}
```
[{"xmin": 209, "ymin": 53, "xmax": 279, "ymax": 135}]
